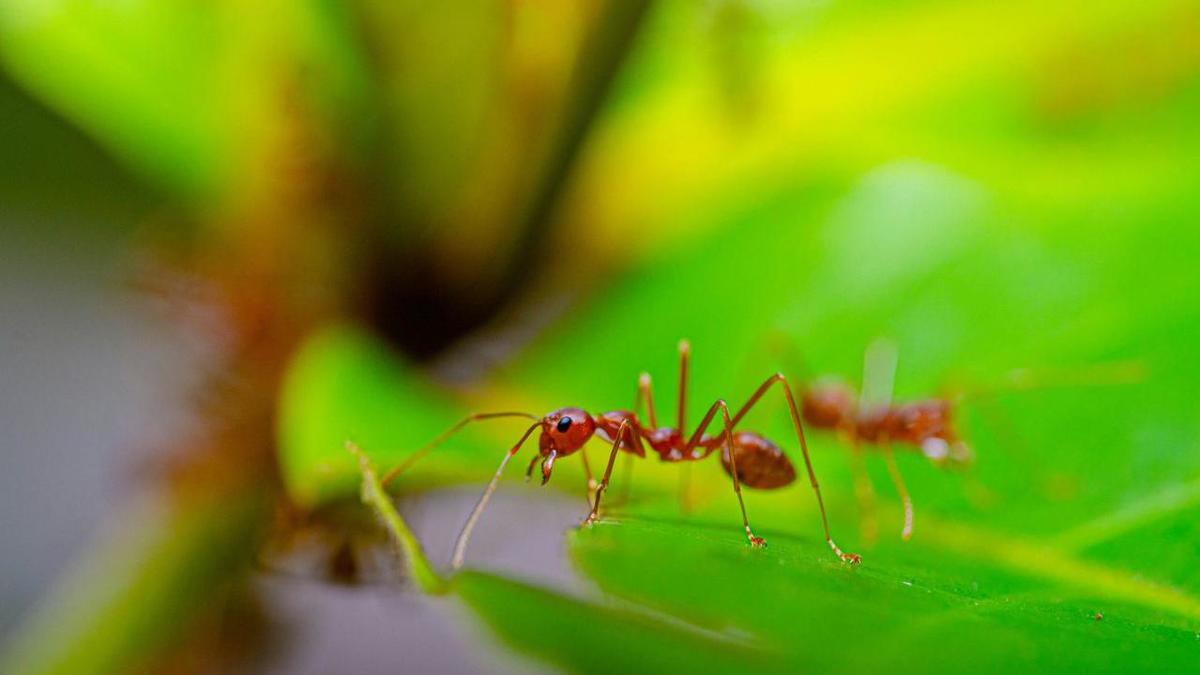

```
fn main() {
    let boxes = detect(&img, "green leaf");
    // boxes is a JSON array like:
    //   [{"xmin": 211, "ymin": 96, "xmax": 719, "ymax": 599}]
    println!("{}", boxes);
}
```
[
  {"xmin": 455, "ymin": 571, "xmax": 778, "ymax": 675},
  {"xmin": 277, "ymin": 324, "xmax": 459, "ymax": 508},
  {"xmin": 0, "ymin": 1, "xmax": 374, "ymax": 203},
  {"xmin": 567, "ymin": 520, "xmax": 1199, "ymax": 674}
]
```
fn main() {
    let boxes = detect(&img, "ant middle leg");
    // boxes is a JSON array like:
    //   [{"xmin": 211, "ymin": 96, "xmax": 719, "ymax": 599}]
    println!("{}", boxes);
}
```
[{"xmin": 880, "ymin": 439, "xmax": 914, "ymax": 541}]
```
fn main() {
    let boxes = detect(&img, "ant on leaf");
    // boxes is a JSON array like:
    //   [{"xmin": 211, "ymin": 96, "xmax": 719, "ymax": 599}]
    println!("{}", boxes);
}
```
[{"xmin": 376, "ymin": 340, "xmax": 862, "ymax": 569}]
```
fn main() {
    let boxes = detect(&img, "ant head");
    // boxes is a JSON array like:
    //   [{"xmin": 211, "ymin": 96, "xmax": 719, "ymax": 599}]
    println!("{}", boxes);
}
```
[
  {"xmin": 801, "ymin": 379, "xmax": 856, "ymax": 430},
  {"xmin": 901, "ymin": 401, "xmax": 971, "ymax": 468},
  {"xmin": 536, "ymin": 408, "xmax": 596, "ymax": 483}
]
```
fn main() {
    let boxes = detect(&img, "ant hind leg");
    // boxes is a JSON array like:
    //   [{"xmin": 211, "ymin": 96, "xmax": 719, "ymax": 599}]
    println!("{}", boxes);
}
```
[{"xmin": 725, "ymin": 373, "xmax": 860, "ymax": 564}]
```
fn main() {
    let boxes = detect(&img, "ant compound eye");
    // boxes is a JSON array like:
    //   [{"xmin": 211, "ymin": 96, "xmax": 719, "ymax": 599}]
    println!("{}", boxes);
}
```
[{"xmin": 556, "ymin": 417, "xmax": 573, "ymax": 433}]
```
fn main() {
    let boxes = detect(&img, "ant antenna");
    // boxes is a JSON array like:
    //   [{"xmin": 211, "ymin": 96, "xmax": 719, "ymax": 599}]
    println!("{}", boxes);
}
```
[
  {"xmin": 451, "ymin": 421, "xmax": 542, "ymax": 569},
  {"xmin": 381, "ymin": 411, "xmax": 539, "ymax": 487}
]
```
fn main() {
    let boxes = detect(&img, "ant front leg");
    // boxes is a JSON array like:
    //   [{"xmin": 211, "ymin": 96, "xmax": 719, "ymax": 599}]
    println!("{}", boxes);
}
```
[
  {"xmin": 584, "ymin": 419, "xmax": 636, "ymax": 526},
  {"xmin": 451, "ymin": 421, "xmax": 542, "ymax": 569},
  {"xmin": 729, "ymin": 374, "xmax": 861, "ymax": 564}
]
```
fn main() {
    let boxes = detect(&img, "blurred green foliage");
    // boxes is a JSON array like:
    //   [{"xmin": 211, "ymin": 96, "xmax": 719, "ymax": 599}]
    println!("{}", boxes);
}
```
[{"xmin": 3, "ymin": 0, "xmax": 1200, "ymax": 673}]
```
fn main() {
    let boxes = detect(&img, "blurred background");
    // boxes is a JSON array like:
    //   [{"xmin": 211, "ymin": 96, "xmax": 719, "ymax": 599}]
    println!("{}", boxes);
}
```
[{"xmin": 2, "ymin": 1, "xmax": 1200, "ymax": 673}]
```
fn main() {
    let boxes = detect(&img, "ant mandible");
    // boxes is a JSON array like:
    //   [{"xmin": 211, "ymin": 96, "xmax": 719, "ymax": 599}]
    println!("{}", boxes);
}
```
[{"xmin": 379, "ymin": 340, "xmax": 861, "ymax": 569}]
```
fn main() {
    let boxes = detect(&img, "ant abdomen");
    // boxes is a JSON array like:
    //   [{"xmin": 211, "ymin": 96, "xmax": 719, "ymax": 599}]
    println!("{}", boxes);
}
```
[{"xmin": 720, "ymin": 432, "xmax": 797, "ymax": 490}]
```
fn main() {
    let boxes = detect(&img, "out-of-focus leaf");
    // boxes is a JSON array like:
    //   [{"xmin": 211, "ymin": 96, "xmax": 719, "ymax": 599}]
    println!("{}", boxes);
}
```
[
  {"xmin": 561, "ymin": 0, "xmax": 1199, "ymax": 262},
  {"xmin": 0, "ymin": 0, "xmax": 226, "ymax": 198},
  {"xmin": 278, "ymin": 324, "xmax": 454, "ymax": 508},
  {"xmin": 276, "ymin": 324, "xmax": 577, "ymax": 509},
  {"xmin": 0, "ymin": 1, "xmax": 374, "ymax": 205}
]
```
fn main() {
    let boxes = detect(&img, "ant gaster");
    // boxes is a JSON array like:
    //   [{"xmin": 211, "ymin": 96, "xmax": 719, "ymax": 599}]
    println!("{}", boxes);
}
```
[{"xmin": 380, "ymin": 340, "xmax": 861, "ymax": 569}]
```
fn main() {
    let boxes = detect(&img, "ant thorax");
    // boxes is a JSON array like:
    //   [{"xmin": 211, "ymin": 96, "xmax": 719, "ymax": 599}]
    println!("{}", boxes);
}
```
[{"xmin": 593, "ymin": 410, "xmax": 647, "ymax": 457}]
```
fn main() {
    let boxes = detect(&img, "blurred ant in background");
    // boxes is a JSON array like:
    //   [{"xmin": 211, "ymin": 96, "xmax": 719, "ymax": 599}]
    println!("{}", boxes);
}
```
[{"xmin": 768, "ymin": 335, "xmax": 1144, "ymax": 543}]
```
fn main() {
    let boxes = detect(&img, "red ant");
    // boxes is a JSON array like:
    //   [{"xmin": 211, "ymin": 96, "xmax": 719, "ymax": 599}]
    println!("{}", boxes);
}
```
[
  {"xmin": 791, "ymin": 338, "xmax": 1142, "ymax": 543},
  {"xmin": 797, "ymin": 339, "xmax": 972, "ymax": 542},
  {"xmin": 380, "ymin": 340, "xmax": 861, "ymax": 569}
]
